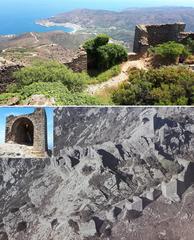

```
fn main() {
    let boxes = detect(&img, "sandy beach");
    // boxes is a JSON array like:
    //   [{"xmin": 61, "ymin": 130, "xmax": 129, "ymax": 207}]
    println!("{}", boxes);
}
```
[{"xmin": 36, "ymin": 20, "xmax": 83, "ymax": 33}]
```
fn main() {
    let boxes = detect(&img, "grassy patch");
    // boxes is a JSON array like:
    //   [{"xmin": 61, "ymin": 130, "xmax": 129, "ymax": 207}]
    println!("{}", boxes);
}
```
[
  {"xmin": 86, "ymin": 65, "xmax": 121, "ymax": 84},
  {"xmin": 0, "ymin": 93, "xmax": 20, "ymax": 105},
  {"xmin": 2, "ymin": 82, "xmax": 102, "ymax": 106}
]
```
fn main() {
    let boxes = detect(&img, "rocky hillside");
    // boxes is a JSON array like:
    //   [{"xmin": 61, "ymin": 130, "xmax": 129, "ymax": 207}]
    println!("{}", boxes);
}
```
[
  {"xmin": 1, "ymin": 107, "xmax": 194, "ymax": 239},
  {"xmin": 0, "ymin": 31, "xmax": 92, "ymax": 50},
  {"xmin": 0, "ymin": 31, "xmax": 93, "ymax": 65},
  {"xmin": 48, "ymin": 7, "xmax": 194, "ymax": 30}
]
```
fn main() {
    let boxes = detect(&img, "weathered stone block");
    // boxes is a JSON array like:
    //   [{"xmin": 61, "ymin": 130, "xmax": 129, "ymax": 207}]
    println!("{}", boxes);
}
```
[{"xmin": 161, "ymin": 178, "xmax": 180, "ymax": 202}]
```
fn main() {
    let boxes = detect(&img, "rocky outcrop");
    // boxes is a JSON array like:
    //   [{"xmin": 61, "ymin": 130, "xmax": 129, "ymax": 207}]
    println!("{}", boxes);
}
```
[
  {"xmin": 24, "ymin": 94, "xmax": 56, "ymax": 106},
  {"xmin": 52, "ymin": 107, "xmax": 194, "ymax": 239}
]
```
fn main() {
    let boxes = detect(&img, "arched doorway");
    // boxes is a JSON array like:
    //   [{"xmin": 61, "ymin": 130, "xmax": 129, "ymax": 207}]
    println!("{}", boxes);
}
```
[{"xmin": 11, "ymin": 118, "xmax": 34, "ymax": 146}]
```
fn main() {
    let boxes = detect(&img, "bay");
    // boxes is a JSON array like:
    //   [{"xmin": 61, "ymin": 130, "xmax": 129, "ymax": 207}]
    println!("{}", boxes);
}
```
[{"xmin": 0, "ymin": 0, "xmax": 194, "ymax": 35}]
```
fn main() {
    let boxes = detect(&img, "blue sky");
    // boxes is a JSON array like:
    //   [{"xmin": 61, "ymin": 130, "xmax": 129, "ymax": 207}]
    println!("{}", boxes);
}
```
[
  {"xmin": 0, "ymin": 107, "xmax": 54, "ymax": 149},
  {"xmin": 2, "ymin": 0, "xmax": 194, "ymax": 13}
]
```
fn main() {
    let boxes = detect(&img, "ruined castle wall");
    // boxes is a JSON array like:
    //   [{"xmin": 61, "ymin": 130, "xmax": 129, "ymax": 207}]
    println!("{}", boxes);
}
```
[
  {"xmin": 0, "ymin": 65, "xmax": 22, "ymax": 93},
  {"xmin": 133, "ymin": 23, "xmax": 186, "ymax": 55},
  {"xmin": 133, "ymin": 25, "xmax": 149, "ymax": 55},
  {"xmin": 5, "ymin": 108, "xmax": 48, "ymax": 157},
  {"xmin": 179, "ymin": 32, "xmax": 194, "ymax": 44},
  {"xmin": 146, "ymin": 23, "xmax": 185, "ymax": 46},
  {"xmin": 65, "ymin": 49, "xmax": 87, "ymax": 73}
]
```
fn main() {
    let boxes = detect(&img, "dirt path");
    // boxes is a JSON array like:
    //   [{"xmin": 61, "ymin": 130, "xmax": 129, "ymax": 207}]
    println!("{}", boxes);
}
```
[
  {"xmin": 86, "ymin": 59, "xmax": 146, "ymax": 95},
  {"xmin": 36, "ymin": 43, "xmax": 57, "ymax": 49},
  {"xmin": 30, "ymin": 32, "xmax": 39, "ymax": 43}
]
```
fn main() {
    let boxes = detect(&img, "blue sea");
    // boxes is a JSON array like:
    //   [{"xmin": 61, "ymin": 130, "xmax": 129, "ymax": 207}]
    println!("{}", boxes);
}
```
[{"xmin": 0, "ymin": 0, "xmax": 194, "ymax": 35}]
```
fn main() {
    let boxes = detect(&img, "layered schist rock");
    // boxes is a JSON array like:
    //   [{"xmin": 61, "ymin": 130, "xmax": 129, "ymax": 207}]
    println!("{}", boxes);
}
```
[
  {"xmin": 53, "ymin": 107, "xmax": 194, "ymax": 239},
  {"xmin": 1, "ymin": 107, "xmax": 194, "ymax": 240}
]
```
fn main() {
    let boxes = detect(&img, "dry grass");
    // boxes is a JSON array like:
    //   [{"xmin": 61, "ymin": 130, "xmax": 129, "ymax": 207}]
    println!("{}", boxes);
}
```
[
  {"xmin": 185, "ymin": 55, "xmax": 194, "ymax": 64},
  {"xmin": 94, "ymin": 84, "xmax": 122, "ymax": 105}
]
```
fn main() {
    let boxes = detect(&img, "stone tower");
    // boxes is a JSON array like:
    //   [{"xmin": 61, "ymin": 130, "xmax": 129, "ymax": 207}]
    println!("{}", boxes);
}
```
[
  {"xmin": 5, "ymin": 108, "xmax": 48, "ymax": 157},
  {"xmin": 133, "ymin": 23, "xmax": 186, "ymax": 55}
]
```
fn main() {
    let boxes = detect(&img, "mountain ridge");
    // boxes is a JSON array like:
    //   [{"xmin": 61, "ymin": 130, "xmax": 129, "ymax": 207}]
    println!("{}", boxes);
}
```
[{"xmin": 36, "ymin": 7, "xmax": 194, "ymax": 48}]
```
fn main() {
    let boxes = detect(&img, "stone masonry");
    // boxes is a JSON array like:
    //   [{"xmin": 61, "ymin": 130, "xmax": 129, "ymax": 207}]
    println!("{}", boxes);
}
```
[
  {"xmin": 65, "ymin": 47, "xmax": 87, "ymax": 73},
  {"xmin": 133, "ymin": 22, "xmax": 194, "ymax": 55},
  {"xmin": 5, "ymin": 108, "xmax": 48, "ymax": 157}
]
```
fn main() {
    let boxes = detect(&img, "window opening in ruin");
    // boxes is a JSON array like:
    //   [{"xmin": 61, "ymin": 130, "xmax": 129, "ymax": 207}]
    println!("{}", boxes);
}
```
[{"xmin": 12, "ymin": 118, "xmax": 34, "ymax": 146}]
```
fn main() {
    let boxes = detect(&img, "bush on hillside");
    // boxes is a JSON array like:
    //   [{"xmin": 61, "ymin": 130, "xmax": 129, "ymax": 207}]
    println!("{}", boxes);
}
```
[
  {"xmin": 149, "ymin": 41, "xmax": 190, "ymax": 64},
  {"xmin": 83, "ymin": 34, "xmax": 109, "ymax": 56},
  {"xmin": 112, "ymin": 66, "xmax": 194, "ymax": 105},
  {"xmin": 13, "ymin": 61, "xmax": 87, "ymax": 92},
  {"xmin": 186, "ymin": 38, "xmax": 194, "ymax": 54},
  {"xmin": 12, "ymin": 60, "xmax": 121, "ymax": 92},
  {"xmin": 97, "ymin": 43, "xmax": 128, "ymax": 69},
  {"xmin": 0, "ymin": 93, "xmax": 20, "ymax": 105},
  {"xmin": 3, "ymin": 82, "xmax": 101, "ymax": 105},
  {"xmin": 83, "ymin": 34, "xmax": 128, "ymax": 70}
]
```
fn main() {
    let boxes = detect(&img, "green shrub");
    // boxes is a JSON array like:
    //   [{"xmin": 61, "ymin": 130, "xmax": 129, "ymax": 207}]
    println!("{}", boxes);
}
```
[
  {"xmin": 87, "ymin": 65, "xmax": 121, "ymax": 84},
  {"xmin": 149, "ymin": 41, "xmax": 190, "ymax": 64},
  {"xmin": 97, "ymin": 43, "xmax": 128, "ymax": 69},
  {"xmin": 0, "ymin": 93, "xmax": 20, "ymax": 105},
  {"xmin": 18, "ymin": 82, "xmax": 101, "ymax": 105},
  {"xmin": 112, "ymin": 66, "xmax": 194, "ymax": 105},
  {"xmin": 83, "ymin": 34, "xmax": 109, "ymax": 56},
  {"xmin": 94, "ymin": 34, "xmax": 109, "ymax": 47},
  {"xmin": 186, "ymin": 38, "xmax": 194, "ymax": 54},
  {"xmin": 83, "ymin": 34, "xmax": 127, "ymax": 70},
  {"xmin": 13, "ymin": 61, "xmax": 86, "ymax": 92}
]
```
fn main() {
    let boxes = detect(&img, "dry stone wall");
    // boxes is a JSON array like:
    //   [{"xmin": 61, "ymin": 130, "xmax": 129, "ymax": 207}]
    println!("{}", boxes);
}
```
[
  {"xmin": 133, "ymin": 22, "xmax": 194, "ymax": 55},
  {"xmin": 65, "ymin": 48, "xmax": 87, "ymax": 72}
]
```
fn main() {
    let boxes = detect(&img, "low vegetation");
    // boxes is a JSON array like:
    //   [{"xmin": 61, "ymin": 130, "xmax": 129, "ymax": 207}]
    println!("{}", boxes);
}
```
[
  {"xmin": 149, "ymin": 41, "xmax": 190, "ymax": 65},
  {"xmin": 86, "ymin": 65, "xmax": 121, "ymax": 84},
  {"xmin": 2, "ymin": 36, "xmax": 194, "ymax": 106},
  {"xmin": 1, "ymin": 82, "xmax": 101, "ymax": 105},
  {"xmin": 0, "ymin": 93, "xmax": 20, "ymax": 105},
  {"xmin": 18, "ymin": 82, "xmax": 101, "ymax": 105},
  {"xmin": 112, "ymin": 66, "xmax": 194, "ymax": 105},
  {"xmin": 12, "ymin": 61, "xmax": 86, "ymax": 92},
  {"xmin": 186, "ymin": 38, "xmax": 194, "ymax": 54},
  {"xmin": 1, "ymin": 60, "xmax": 121, "ymax": 105}
]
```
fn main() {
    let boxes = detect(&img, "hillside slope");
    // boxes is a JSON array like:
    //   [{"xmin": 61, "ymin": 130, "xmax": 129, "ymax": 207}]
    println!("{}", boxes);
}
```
[
  {"xmin": 38, "ymin": 7, "xmax": 194, "ymax": 49},
  {"xmin": 0, "ymin": 31, "xmax": 93, "ymax": 65}
]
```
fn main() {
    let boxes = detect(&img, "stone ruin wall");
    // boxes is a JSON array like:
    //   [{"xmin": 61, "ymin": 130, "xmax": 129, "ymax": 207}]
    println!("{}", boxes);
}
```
[
  {"xmin": 64, "ymin": 48, "xmax": 87, "ymax": 73},
  {"xmin": 0, "ymin": 64, "xmax": 22, "ymax": 93},
  {"xmin": 5, "ymin": 108, "xmax": 48, "ymax": 157},
  {"xmin": 133, "ymin": 22, "xmax": 194, "ymax": 55}
]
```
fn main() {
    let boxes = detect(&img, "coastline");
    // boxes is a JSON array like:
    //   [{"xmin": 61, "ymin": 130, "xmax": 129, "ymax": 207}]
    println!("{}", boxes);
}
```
[{"xmin": 35, "ymin": 20, "xmax": 83, "ymax": 33}]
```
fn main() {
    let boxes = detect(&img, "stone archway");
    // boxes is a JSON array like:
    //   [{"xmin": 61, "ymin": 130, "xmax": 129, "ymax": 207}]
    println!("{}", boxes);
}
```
[{"xmin": 11, "ymin": 117, "xmax": 34, "ymax": 146}]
